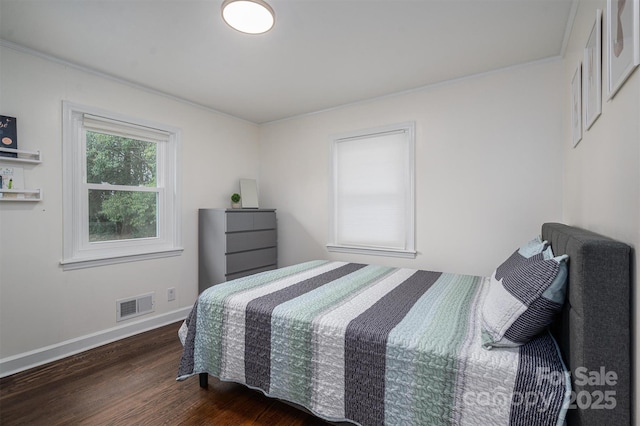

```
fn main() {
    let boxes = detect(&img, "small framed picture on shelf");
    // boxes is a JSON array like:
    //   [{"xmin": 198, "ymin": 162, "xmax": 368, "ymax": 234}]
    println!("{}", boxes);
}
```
[{"xmin": 0, "ymin": 115, "xmax": 18, "ymax": 158}]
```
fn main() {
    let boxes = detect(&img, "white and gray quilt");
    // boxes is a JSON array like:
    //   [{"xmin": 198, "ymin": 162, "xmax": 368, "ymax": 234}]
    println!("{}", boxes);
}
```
[{"xmin": 178, "ymin": 260, "xmax": 570, "ymax": 425}]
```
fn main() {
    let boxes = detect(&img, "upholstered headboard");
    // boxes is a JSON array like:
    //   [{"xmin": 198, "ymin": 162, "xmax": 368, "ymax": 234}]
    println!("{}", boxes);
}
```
[{"xmin": 542, "ymin": 223, "xmax": 632, "ymax": 426}]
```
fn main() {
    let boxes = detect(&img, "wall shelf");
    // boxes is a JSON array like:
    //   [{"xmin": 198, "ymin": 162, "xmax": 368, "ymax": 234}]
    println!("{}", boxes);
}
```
[
  {"xmin": 0, "ymin": 147, "xmax": 43, "ymax": 201},
  {"xmin": 0, "ymin": 148, "xmax": 42, "ymax": 164},
  {"xmin": 0, "ymin": 188, "xmax": 42, "ymax": 202}
]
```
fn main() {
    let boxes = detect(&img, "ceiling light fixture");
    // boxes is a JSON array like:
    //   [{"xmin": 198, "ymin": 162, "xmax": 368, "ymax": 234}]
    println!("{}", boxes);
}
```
[{"xmin": 221, "ymin": 0, "xmax": 275, "ymax": 35}]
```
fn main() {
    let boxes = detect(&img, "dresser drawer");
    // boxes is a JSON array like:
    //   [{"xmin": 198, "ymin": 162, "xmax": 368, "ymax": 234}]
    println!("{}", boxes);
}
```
[
  {"xmin": 226, "ymin": 212, "xmax": 254, "ymax": 232},
  {"xmin": 226, "ymin": 211, "xmax": 276, "ymax": 232},
  {"xmin": 226, "ymin": 264, "xmax": 277, "ymax": 281},
  {"xmin": 226, "ymin": 229, "xmax": 276, "ymax": 253},
  {"xmin": 253, "ymin": 211, "xmax": 276, "ymax": 230},
  {"xmin": 226, "ymin": 247, "xmax": 277, "ymax": 275}
]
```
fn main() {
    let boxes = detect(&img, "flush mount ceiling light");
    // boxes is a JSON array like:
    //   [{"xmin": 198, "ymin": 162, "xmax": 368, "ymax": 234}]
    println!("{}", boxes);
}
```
[{"xmin": 221, "ymin": 0, "xmax": 275, "ymax": 34}]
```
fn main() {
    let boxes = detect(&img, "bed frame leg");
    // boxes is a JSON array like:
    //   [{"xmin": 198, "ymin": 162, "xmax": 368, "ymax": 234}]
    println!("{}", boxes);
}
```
[{"xmin": 199, "ymin": 373, "xmax": 208, "ymax": 388}]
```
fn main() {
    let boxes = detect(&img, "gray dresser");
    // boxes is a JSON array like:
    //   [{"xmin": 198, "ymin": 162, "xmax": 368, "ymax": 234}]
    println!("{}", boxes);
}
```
[{"xmin": 198, "ymin": 208, "xmax": 277, "ymax": 292}]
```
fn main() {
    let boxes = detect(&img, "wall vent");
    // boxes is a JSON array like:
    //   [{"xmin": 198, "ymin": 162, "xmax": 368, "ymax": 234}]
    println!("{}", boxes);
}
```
[{"xmin": 116, "ymin": 292, "xmax": 155, "ymax": 322}]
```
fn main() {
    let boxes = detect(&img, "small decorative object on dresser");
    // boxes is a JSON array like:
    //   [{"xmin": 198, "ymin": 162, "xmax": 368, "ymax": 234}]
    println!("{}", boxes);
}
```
[
  {"xmin": 0, "ymin": 115, "xmax": 18, "ymax": 158},
  {"xmin": 198, "ymin": 208, "xmax": 277, "ymax": 292},
  {"xmin": 231, "ymin": 193, "xmax": 241, "ymax": 209},
  {"xmin": 240, "ymin": 178, "xmax": 259, "ymax": 208}
]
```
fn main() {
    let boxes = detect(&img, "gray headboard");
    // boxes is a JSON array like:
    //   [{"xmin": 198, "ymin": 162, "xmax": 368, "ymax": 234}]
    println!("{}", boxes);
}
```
[{"xmin": 542, "ymin": 223, "xmax": 632, "ymax": 426}]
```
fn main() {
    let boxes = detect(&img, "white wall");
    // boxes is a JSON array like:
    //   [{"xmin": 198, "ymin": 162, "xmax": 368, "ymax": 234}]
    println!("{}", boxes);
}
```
[
  {"xmin": 259, "ymin": 59, "xmax": 565, "ymax": 277},
  {"xmin": 0, "ymin": 45, "xmax": 259, "ymax": 368},
  {"xmin": 562, "ymin": 0, "xmax": 639, "ymax": 411}
]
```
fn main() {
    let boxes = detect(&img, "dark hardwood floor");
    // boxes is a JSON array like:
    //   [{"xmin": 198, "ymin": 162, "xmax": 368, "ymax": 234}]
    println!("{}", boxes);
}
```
[{"xmin": 0, "ymin": 322, "xmax": 330, "ymax": 425}]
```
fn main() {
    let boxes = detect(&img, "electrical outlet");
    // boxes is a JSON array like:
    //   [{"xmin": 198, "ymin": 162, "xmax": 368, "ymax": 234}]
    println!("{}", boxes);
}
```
[{"xmin": 167, "ymin": 287, "xmax": 176, "ymax": 301}]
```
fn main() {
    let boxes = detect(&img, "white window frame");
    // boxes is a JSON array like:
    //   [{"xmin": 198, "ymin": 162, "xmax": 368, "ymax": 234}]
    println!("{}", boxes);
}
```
[
  {"xmin": 327, "ymin": 122, "xmax": 416, "ymax": 258},
  {"xmin": 61, "ymin": 101, "xmax": 182, "ymax": 270}
]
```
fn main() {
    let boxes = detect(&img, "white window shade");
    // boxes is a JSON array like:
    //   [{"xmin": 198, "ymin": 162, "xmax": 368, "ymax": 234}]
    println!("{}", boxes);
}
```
[
  {"xmin": 329, "ymin": 123, "xmax": 415, "ymax": 258},
  {"xmin": 83, "ymin": 114, "xmax": 170, "ymax": 143}
]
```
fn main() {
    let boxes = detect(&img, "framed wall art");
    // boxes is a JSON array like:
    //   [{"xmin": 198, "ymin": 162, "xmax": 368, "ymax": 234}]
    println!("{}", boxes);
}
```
[
  {"xmin": 607, "ymin": 0, "xmax": 639, "ymax": 99},
  {"xmin": 584, "ymin": 9, "xmax": 602, "ymax": 130},
  {"xmin": 571, "ymin": 62, "xmax": 583, "ymax": 147}
]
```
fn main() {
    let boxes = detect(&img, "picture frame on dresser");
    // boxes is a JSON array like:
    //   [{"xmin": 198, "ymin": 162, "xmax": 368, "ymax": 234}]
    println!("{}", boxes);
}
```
[
  {"xmin": 607, "ymin": 0, "xmax": 640, "ymax": 99},
  {"xmin": 240, "ymin": 178, "xmax": 259, "ymax": 209}
]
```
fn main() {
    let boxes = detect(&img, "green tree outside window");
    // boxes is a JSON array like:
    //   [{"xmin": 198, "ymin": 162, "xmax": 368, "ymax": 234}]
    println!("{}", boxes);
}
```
[{"xmin": 86, "ymin": 131, "xmax": 158, "ymax": 241}]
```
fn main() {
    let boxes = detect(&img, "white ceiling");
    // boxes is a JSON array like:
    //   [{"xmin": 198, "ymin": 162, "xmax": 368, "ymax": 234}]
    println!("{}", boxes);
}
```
[{"xmin": 0, "ymin": 0, "xmax": 574, "ymax": 124}]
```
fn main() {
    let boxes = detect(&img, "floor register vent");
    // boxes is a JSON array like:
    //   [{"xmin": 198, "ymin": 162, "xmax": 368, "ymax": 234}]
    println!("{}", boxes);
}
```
[{"xmin": 116, "ymin": 292, "xmax": 155, "ymax": 322}]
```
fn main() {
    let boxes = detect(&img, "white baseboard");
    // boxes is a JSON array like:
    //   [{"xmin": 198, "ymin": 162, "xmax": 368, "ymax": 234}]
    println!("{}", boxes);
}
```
[{"xmin": 0, "ymin": 306, "xmax": 191, "ymax": 378}]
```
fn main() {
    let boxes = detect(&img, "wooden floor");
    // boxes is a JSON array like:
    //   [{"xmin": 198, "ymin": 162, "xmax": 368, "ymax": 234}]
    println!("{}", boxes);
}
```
[{"xmin": 0, "ymin": 322, "xmax": 329, "ymax": 425}]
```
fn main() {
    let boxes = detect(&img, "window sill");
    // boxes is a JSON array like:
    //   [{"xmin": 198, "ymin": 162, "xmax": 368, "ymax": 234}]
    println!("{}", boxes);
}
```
[
  {"xmin": 60, "ymin": 247, "xmax": 184, "ymax": 271},
  {"xmin": 326, "ymin": 244, "xmax": 416, "ymax": 259}
]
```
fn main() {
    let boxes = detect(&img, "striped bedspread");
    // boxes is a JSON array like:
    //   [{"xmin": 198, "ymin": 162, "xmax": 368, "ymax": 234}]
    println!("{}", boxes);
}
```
[{"xmin": 178, "ymin": 260, "xmax": 570, "ymax": 425}]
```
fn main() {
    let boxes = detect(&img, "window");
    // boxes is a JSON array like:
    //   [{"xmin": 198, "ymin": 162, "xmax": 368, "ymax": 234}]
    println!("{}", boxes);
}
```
[
  {"xmin": 62, "ymin": 102, "xmax": 182, "ymax": 270},
  {"xmin": 328, "ymin": 122, "xmax": 416, "ymax": 258}
]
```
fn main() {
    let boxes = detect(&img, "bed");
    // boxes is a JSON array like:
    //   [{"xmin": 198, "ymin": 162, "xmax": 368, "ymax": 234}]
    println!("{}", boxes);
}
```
[{"xmin": 177, "ymin": 223, "xmax": 631, "ymax": 425}]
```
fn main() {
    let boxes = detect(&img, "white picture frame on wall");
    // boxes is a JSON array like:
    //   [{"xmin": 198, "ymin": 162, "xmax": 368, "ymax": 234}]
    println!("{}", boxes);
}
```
[
  {"xmin": 571, "ymin": 63, "xmax": 583, "ymax": 147},
  {"xmin": 607, "ymin": 0, "xmax": 640, "ymax": 99},
  {"xmin": 584, "ymin": 9, "xmax": 603, "ymax": 130}
]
